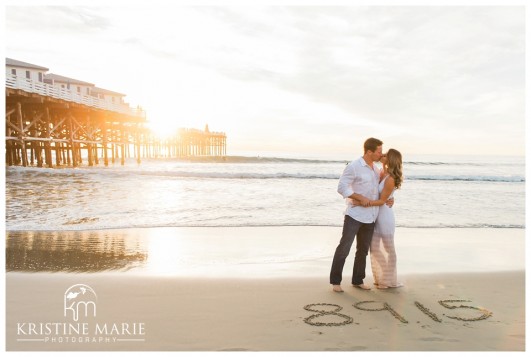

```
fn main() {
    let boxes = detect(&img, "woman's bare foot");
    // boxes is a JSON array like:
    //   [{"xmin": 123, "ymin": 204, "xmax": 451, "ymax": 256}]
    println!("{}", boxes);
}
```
[
  {"xmin": 332, "ymin": 285, "xmax": 344, "ymax": 293},
  {"xmin": 353, "ymin": 283, "xmax": 371, "ymax": 290},
  {"xmin": 390, "ymin": 283, "xmax": 404, "ymax": 288}
]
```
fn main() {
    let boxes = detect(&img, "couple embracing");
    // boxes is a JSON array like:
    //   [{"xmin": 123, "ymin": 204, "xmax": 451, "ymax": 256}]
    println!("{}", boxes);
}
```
[{"xmin": 330, "ymin": 137, "xmax": 403, "ymax": 292}]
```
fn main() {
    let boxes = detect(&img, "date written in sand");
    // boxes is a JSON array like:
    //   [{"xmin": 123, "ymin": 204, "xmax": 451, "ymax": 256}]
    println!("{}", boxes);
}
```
[{"xmin": 303, "ymin": 299, "xmax": 493, "ymax": 327}]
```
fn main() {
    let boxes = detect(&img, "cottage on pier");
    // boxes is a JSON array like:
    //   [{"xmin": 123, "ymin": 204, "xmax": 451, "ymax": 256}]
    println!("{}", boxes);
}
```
[
  {"xmin": 44, "ymin": 73, "xmax": 95, "ymax": 96},
  {"xmin": 90, "ymin": 87, "xmax": 126, "ymax": 106},
  {"xmin": 5, "ymin": 58, "xmax": 48, "ymax": 83}
]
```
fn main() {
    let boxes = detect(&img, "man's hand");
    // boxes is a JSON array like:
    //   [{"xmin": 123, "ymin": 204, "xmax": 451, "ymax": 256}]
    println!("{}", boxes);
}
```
[
  {"xmin": 350, "ymin": 198, "xmax": 360, "ymax": 207},
  {"xmin": 350, "ymin": 198, "xmax": 370, "ymax": 207},
  {"xmin": 386, "ymin": 197, "xmax": 394, "ymax": 208},
  {"xmin": 357, "ymin": 196, "xmax": 371, "ymax": 207}
]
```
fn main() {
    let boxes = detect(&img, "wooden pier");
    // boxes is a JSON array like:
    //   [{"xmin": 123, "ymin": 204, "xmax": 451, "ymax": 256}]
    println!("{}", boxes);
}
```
[
  {"xmin": 141, "ymin": 126, "xmax": 227, "ymax": 159},
  {"xmin": 5, "ymin": 82, "xmax": 227, "ymax": 168}
]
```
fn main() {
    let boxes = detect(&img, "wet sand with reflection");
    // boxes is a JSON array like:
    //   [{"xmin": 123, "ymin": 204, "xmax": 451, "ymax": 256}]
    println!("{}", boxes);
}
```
[
  {"xmin": 6, "ymin": 230, "xmax": 147, "ymax": 272},
  {"xmin": 6, "ymin": 226, "xmax": 525, "ymax": 276}
]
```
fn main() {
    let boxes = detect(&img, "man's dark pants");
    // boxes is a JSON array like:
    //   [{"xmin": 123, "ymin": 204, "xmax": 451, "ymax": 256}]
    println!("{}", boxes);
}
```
[{"xmin": 330, "ymin": 215, "xmax": 375, "ymax": 285}]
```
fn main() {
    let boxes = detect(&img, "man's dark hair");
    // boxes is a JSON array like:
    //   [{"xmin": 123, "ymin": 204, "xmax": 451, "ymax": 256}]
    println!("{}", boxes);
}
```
[{"xmin": 364, "ymin": 137, "xmax": 383, "ymax": 153}]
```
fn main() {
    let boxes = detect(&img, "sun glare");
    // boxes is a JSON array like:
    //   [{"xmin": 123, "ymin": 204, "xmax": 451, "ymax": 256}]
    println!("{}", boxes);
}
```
[
  {"xmin": 145, "ymin": 231, "xmax": 184, "ymax": 275},
  {"xmin": 146, "ymin": 120, "xmax": 181, "ymax": 140}
]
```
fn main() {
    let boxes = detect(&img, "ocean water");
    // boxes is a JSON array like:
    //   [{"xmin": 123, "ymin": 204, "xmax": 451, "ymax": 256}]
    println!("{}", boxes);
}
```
[{"xmin": 5, "ymin": 155, "xmax": 525, "ymax": 231}]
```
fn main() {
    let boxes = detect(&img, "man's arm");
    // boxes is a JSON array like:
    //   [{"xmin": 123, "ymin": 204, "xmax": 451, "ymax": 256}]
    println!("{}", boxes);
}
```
[{"xmin": 337, "ymin": 163, "xmax": 356, "ymax": 199}]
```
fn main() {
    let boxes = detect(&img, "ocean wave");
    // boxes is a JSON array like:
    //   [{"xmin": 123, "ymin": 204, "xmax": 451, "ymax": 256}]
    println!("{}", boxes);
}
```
[
  {"xmin": 397, "ymin": 223, "xmax": 524, "ymax": 229},
  {"xmin": 63, "ymin": 217, "xmax": 100, "ymax": 225},
  {"xmin": 5, "ymin": 154, "xmax": 523, "ymax": 167},
  {"xmin": 404, "ymin": 161, "xmax": 519, "ymax": 167},
  {"xmin": 138, "ymin": 171, "xmax": 340, "ymax": 180},
  {"xmin": 134, "ymin": 170, "xmax": 525, "ymax": 183},
  {"xmin": 6, "ymin": 165, "xmax": 523, "ymax": 183},
  {"xmin": 144, "ymin": 156, "xmax": 346, "ymax": 164},
  {"xmin": 137, "ymin": 171, "xmax": 524, "ymax": 182},
  {"xmin": 148, "ymin": 156, "xmax": 523, "ymax": 166},
  {"xmin": 407, "ymin": 175, "xmax": 524, "ymax": 183},
  {"xmin": 150, "ymin": 156, "xmax": 524, "ymax": 166}
]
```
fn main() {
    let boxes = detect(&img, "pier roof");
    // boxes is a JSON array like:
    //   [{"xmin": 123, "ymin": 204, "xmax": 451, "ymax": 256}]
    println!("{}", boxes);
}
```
[
  {"xmin": 6, "ymin": 58, "xmax": 49, "ymax": 71},
  {"xmin": 44, "ymin": 73, "xmax": 95, "ymax": 86},
  {"xmin": 91, "ymin": 86, "xmax": 126, "ymax": 97}
]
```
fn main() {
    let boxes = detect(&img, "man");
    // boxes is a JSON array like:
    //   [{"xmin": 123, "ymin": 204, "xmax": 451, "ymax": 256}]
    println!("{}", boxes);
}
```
[{"xmin": 330, "ymin": 137, "xmax": 383, "ymax": 292}]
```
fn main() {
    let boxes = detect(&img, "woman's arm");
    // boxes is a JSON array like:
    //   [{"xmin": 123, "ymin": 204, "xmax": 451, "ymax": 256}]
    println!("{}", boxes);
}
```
[{"xmin": 367, "ymin": 177, "xmax": 395, "ymax": 207}]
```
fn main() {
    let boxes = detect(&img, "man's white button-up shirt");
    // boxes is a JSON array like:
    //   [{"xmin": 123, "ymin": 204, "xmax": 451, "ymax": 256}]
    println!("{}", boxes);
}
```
[{"xmin": 337, "ymin": 157, "xmax": 380, "ymax": 223}]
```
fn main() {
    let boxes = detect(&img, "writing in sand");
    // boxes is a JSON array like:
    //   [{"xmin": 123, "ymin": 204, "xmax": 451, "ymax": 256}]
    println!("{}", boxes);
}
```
[{"xmin": 303, "ymin": 299, "xmax": 493, "ymax": 327}]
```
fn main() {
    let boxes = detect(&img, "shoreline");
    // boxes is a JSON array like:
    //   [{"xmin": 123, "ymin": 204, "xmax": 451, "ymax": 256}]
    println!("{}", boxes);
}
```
[
  {"xmin": 5, "ymin": 223, "xmax": 526, "ymax": 231},
  {"xmin": 5, "ymin": 226, "xmax": 526, "ymax": 351}
]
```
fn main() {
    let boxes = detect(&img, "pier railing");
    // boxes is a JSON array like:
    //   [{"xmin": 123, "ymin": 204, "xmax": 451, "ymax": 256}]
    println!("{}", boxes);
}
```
[{"xmin": 5, "ymin": 74, "xmax": 145, "ymax": 118}]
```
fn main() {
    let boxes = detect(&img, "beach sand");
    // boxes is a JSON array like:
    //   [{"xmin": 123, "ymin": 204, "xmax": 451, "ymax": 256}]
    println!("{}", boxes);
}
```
[{"xmin": 5, "ymin": 227, "xmax": 526, "ymax": 351}]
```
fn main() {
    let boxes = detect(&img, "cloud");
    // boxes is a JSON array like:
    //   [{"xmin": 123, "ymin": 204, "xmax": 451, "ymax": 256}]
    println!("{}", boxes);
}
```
[
  {"xmin": 5, "ymin": 5, "xmax": 525, "ymax": 156},
  {"xmin": 51, "ymin": 7, "xmax": 111, "ymax": 30},
  {"xmin": 6, "ymin": 6, "xmax": 111, "ymax": 33}
]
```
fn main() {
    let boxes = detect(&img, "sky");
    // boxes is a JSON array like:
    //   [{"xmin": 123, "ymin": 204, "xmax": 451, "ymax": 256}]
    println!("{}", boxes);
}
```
[{"xmin": 3, "ymin": 1, "xmax": 527, "ymax": 159}]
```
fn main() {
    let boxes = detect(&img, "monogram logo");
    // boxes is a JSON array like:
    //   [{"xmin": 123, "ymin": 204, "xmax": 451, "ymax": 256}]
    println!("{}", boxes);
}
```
[{"xmin": 63, "ymin": 284, "xmax": 97, "ymax": 321}]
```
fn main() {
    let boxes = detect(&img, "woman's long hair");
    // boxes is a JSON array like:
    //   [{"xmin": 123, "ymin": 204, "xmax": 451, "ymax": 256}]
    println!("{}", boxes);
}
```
[{"xmin": 386, "ymin": 149, "xmax": 403, "ymax": 189}]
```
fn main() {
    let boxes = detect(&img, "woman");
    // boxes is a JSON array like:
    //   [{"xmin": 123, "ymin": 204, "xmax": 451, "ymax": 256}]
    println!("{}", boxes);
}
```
[{"xmin": 355, "ymin": 149, "xmax": 403, "ymax": 289}]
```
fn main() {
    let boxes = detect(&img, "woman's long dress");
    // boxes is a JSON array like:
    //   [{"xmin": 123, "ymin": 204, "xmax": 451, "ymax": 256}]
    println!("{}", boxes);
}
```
[{"xmin": 370, "ymin": 175, "xmax": 399, "ymax": 287}]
